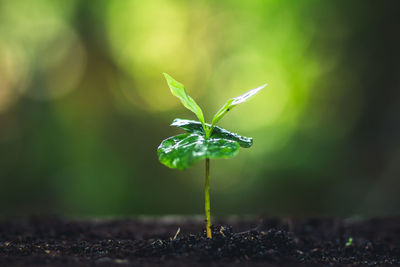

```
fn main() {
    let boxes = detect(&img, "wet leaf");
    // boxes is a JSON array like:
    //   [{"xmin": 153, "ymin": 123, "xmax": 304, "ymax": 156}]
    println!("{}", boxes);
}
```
[
  {"xmin": 157, "ymin": 133, "xmax": 240, "ymax": 169},
  {"xmin": 163, "ymin": 73, "xmax": 205, "ymax": 128},
  {"xmin": 211, "ymin": 84, "xmax": 267, "ymax": 126},
  {"xmin": 211, "ymin": 126, "xmax": 253, "ymax": 148},
  {"xmin": 170, "ymin": 118, "xmax": 204, "ymax": 134},
  {"xmin": 170, "ymin": 119, "xmax": 253, "ymax": 148}
]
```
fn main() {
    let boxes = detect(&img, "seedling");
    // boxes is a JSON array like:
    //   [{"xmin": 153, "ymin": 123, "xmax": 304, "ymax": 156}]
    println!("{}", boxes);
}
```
[
  {"xmin": 157, "ymin": 73, "xmax": 266, "ymax": 238},
  {"xmin": 345, "ymin": 237, "xmax": 353, "ymax": 247}
]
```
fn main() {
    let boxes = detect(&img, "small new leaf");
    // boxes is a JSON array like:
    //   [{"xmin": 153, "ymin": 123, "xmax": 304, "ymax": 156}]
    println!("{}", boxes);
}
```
[
  {"xmin": 163, "ymin": 73, "xmax": 206, "ymax": 128},
  {"xmin": 211, "ymin": 84, "xmax": 267, "ymax": 126},
  {"xmin": 158, "ymin": 133, "xmax": 240, "ymax": 170},
  {"xmin": 345, "ymin": 237, "xmax": 353, "ymax": 247}
]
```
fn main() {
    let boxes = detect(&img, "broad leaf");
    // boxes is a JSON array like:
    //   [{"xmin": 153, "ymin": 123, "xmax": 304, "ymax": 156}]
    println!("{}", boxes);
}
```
[
  {"xmin": 163, "ymin": 73, "xmax": 205, "ymax": 128},
  {"xmin": 170, "ymin": 118, "xmax": 204, "ymax": 134},
  {"xmin": 211, "ymin": 84, "xmax": 267, "ymax": 126},
  {"xmin": 211, "ymin": 125, "xmax": 253, "ymax": 148},
  {"xmin": 158, "ymin": 133, "xmax": 240, "ymax": 169},
  {"xmin": 171, "ymin": 119, "xmax": 253, "ymax": 148}
]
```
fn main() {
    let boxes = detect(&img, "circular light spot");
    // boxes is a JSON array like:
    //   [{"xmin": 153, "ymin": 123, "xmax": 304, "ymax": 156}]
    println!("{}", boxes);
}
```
[
  {"xmin": 0, "ymin": 0, "xmax": 84, "ymax": 101},
  {"xmin": 0, "ymin": 40, "xmax": 27, "ymax": 113},
  {"xmin": 15, "ymin": 25, "xmax": 86, "ymax": 101},
  {"xmin": 107, "ymin": 0, "xmax": 210, "ymax": 112}
]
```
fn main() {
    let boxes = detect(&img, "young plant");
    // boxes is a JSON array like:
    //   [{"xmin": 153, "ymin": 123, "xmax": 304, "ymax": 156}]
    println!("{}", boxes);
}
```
[
  {"xmin": 345, "ymin": 237, "xmax": 353, "ymax": 247},
  {"xmin": 157, "ymin": 73, "xmax": 266, "ymax": 238}
]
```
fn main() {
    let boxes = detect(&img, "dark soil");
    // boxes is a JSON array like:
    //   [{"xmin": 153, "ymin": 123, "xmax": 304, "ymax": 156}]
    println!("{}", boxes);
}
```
[{"xmin": 0, "ymin": 216, "xmax": 399, "ymax": 266}]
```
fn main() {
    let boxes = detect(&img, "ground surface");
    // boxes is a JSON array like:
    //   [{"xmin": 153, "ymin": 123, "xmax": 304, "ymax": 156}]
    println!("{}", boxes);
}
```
[{"xmin": 0, "ymin": 216, "xmax": 399, "ymax": 266}]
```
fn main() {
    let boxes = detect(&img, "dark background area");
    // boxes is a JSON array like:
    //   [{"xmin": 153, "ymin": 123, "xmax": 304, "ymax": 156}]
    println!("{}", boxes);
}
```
[{"xmin": 0, "ymin": 0, "xmax": 399, "ymax": 217}]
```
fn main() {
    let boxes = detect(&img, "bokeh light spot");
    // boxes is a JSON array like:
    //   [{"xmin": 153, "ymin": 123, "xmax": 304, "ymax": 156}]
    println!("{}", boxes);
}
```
[{"xmin": 107, "ymin": 0, "xmax": 210, "ymax": 112}]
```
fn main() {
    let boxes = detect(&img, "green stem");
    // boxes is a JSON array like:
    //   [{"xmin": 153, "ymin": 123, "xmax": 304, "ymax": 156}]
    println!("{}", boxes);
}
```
[
  {"xmin": 204, "ymin": 126, "xmax": 211, "ymax": 139},
  {"xmin": 205, "ymin": 158, "xmax": 212, "ymax": 238}
]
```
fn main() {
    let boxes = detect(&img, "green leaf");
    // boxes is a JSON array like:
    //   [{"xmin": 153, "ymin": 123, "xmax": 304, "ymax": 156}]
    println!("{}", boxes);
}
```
[
  {"xmin": 211, "ymin": 84, "xmax": 267, "ymax": 126},
  {"xmin": 170, "ymin": 118, "xmax": 205, "ymax": 134},
  {"xmin": 163, "ymin": 73, "xmax": 205, "ymax": 128},
  {"xmin": 171, "ymin": 118, "xmax": 253, "ymax": 148},
  {"xmin": 211, "ymin": 125, "xmax": 253, "ymax": 148},
  {"xmin": 157, "ymin": 133, "xmax": 240, "ymax": 170}
]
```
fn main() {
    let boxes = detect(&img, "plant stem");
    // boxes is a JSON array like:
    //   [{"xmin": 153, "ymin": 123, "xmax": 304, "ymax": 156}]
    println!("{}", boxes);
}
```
[
  {"xmin": 204, "ymin": 125, "xmax": 211, "ymax": 139},
  {"xmin": 205, "ymin": 158, "xmax": 212, "ymax": 238}
]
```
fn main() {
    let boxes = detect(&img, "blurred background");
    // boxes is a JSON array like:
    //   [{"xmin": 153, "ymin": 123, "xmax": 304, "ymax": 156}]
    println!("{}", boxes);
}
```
[{"xmin": 0, "ymin": 0, "xmax": 399, "ymax": 217}]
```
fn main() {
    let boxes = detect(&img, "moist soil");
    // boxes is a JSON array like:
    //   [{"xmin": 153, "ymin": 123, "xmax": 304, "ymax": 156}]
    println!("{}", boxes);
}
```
[{"xmin": 0, "ymin": 216, "xmax": 399, "ymax": 266}]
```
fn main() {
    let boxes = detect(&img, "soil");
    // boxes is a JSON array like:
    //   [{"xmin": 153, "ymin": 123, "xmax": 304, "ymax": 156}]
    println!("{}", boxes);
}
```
[{"xmin": 0, "ymin": 216, "xmax": 399, "ymax": 266}]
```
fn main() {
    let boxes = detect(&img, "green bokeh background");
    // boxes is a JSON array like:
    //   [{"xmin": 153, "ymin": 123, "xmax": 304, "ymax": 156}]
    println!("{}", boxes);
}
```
[{"xmin": 0, "ymin": 0, "xmax": 399, "ymax": 217}]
